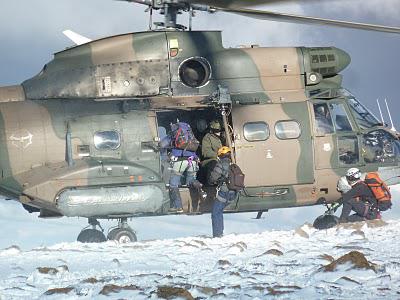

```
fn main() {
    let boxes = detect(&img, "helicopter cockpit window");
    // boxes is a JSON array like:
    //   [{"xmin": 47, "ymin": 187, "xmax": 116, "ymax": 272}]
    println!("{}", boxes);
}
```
[
  {"xmin": 275, "ymin": 121, "xmax": 301, "ymax": 139},
  {"xmin": 348, "ymin": 97, "xmax": 381, "ymax": 129},
  {"xmin": 362, "ymin": 130, "xmax": 396, "ymax": 163},
  {"xmin": 179, "ymin": 57, "xmax": 211, "ymax": 88},
  {"xmin": 328, "ymin": 103, "xmax": 353, "ymax": 132},
  {"xmin": 313, "ymin": 103, "xmax": 334, "ymax": 135},
  {"xmin": 338, "ymin": 136, "xmax": 359, "ymax": 165},
  {"xmin": 94, "ymin": 130, "xmax": 121, "ymax": 150},
  {"xmin": 244, "ymin": 122, "xmax": 269, "ymax": 141}
]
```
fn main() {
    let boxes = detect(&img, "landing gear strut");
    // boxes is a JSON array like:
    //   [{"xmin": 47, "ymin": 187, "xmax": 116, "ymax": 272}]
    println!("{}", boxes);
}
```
[
  {"xmin": 255, "ymin": 209, "xmax": 269, "ymax": 219},
  {"xmin": 107, "ymin": 218, "xmax": 137, "ymax": 243},
  {"xmin": 77, "ymin": 218, "xmax": 107, "ymax": 243}
]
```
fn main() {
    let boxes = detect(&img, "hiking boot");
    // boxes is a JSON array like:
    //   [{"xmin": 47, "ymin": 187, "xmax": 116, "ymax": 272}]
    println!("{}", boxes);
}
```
[{"xmin": 169, "ymin": 207, "xmax": 184, "ymax": 213}]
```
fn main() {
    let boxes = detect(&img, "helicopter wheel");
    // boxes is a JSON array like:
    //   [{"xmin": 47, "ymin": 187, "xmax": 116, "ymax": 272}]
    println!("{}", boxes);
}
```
[
  {"xmin": 313, "ymin": 214, "xmax": 339, "ymax": 230},
  {"xmin": 107, "ymin": 228, "xmax": 137, "ymax": 243},
  {"xmin": 77, "ymin": 229, "xmax": 107, "ymax": 243},
  {"xmin": 107, "ymin": 217, "xmax": 137, "ymax": 243}
]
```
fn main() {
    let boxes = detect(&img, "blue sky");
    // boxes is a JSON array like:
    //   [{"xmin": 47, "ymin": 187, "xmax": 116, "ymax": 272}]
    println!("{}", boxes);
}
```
[{"xmin": 0, "ymin": 0, "xmax": 399, "ymax": 247}]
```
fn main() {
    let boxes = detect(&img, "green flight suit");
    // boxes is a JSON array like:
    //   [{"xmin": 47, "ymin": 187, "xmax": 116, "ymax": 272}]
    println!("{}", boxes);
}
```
[{"xmin": 201, "ymin": 132, "xmax": 222, "ymax": 166}]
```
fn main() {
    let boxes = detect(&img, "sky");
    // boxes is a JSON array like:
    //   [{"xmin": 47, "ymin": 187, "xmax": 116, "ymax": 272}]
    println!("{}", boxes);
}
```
[{"xmin": 0, "ymin": 0, "xmax": 399, "ymax": 247}]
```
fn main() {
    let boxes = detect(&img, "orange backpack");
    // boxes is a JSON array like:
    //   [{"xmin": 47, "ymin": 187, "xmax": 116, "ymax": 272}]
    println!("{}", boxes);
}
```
[{"xmin": 364, "ymin": 172, "xmax": 391, "ymax": 202}]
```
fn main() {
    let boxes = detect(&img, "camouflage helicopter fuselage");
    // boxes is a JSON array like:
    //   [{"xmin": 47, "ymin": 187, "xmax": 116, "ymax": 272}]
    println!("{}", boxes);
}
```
[{"xmin": 0, "ymin": 31, "xmax": 399, "ymax": 219}]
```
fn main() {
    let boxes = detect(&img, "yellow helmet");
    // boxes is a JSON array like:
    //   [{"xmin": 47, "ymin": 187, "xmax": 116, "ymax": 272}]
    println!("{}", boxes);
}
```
[{"xmin": 217, "ymin": 146, "xmax": 231, "ymax": 157}]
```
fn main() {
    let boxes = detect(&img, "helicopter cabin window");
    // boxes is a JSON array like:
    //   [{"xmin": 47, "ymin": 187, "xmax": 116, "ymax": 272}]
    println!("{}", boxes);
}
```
[
  {"xmin": 243, "ymin": 122, "xmax": 269, "ymax": 141},
  {"xmin": 179, "ymin": 57, "xmax": 211, "ymax": 88},
  {"xmin": 328, "ymin": 103, "xmax": 353, "ymax": 132},
  {"xmin": 338, "ymin": 136, "xmax": 359, "ymax": 165},
  {"xmin": 275, "ymin": 121, "xmax": 301, "ymax": 139},
  {"xmin": 94, "ymin": 130, "xmax": 121, "ymax": 150},
  {"xmin": 313, "ymin": 103, "xmax": 334, "ymax": 135}
]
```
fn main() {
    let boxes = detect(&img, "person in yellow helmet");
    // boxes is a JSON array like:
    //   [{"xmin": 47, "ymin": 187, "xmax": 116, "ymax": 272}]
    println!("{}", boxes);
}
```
[{"xmin": 208, "ymin": 146, "xmax": 238, "ymax": 237}]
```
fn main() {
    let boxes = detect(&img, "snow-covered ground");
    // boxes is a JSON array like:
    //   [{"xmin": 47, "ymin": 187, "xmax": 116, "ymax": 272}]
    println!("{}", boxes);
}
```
[
  {"xmin": 0, "ymin": 187, "xmax": 399, "ymax": 299},
  {"xmin": 1, "ymin": 219, "xmax": 400, "ymax": 299}
]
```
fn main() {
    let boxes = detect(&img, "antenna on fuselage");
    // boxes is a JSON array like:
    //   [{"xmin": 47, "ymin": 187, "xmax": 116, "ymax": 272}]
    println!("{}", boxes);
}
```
[
  {"xmin": 376, "ymin": 98, "xmax": 385, "ymax": 125},
  {"xmin": 384, "ymin": 98, "xmax": 397, "ymax": 132},
  {"xmin": 189, "ymin": 6, "xmax": 193, "ymax": 31},
  {"xmin": 146, "ymin": 5, "xmax": 153, "ymax": 30}
]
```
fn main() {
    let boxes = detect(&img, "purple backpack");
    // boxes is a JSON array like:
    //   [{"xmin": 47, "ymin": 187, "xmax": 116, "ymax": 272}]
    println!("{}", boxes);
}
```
[{"xmin": 171, "ymin": 122, "xmax": 199, "ymax": 152}]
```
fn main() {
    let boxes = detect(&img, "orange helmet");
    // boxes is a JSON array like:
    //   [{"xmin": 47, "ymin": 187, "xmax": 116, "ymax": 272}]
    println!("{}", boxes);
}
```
[{"xmin": 217, "ymin": 146, "xmax": 231, "ymax": 157}]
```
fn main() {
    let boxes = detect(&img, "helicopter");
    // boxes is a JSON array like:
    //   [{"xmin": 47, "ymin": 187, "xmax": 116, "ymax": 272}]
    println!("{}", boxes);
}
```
[{"xmin": 0, "ymin": 0, "xmax": 400, "ymax": 243}]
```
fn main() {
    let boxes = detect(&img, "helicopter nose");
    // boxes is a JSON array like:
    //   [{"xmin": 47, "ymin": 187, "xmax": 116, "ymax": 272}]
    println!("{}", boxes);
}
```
[
  {"xmin": 0, "ymin": 85, "xmax": 26, "ymax": 102},
  {"xmin": 333, "ymin": 47, "xmax": 351, "ymax": 73}
]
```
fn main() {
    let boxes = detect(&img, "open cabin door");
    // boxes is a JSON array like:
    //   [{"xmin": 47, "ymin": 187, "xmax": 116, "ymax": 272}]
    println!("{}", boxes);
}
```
[{"xmin": 232, "ymin": 103, "xmax": 314, "ymax": 187}]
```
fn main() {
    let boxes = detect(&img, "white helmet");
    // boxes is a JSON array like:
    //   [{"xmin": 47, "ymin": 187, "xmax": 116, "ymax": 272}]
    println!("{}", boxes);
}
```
[{"xmin": 346, "ymin": 167, "xmax": 361, "ymax": 182}]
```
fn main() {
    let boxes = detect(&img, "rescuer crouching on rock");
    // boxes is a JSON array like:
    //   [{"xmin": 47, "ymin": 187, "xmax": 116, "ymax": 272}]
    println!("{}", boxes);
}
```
[{"xmin": 338, "ymin": 168, "xmax": 379, "ymax": 223}]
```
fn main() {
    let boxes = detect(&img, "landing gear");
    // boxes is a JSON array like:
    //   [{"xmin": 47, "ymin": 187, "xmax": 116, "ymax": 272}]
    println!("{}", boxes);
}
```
[
  {"xmin": 107, "ymin": 218, "xmax": 137, "ymax": 243},
  {"xmin": 77, "ymin": 218, "xmax": 107, "ymax": 243},
  {"xmin": 77, "ymin": 217, "xmax": 137, "ymax": 243},
  {"xmin": 313, "ymin": 202, "xmax": 341, "ymax": 230}
]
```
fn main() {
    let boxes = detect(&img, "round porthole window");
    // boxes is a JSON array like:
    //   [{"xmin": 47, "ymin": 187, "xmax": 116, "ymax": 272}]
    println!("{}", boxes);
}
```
[{"xmin": 179, "ymin": 57, "xmax": 211, "ymax": 88}]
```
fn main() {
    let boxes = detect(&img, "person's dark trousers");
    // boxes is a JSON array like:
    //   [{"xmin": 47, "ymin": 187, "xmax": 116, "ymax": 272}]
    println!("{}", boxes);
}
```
[
  {"xmin": 340, "ymin": 198, "xmax": 368, "ymax": 222},
  {"xmin": 347, "ymin": 214, "xmax": 366, "ymax": 222},
  {"xmin": 169, "ymin": 187, "xmax": 182, "ymax": 209},
  {"xmin": 211, "ymin": 200, "xmax": 228, "ymax": 237},
  {"xmin": 379, "ymin": 201, "xmax": 392, "ymax": 211}
]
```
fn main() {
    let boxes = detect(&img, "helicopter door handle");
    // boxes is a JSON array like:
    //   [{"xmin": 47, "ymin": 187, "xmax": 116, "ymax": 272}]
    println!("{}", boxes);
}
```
[{"xmin": 141, "ymin": 141, "xmax": 160, "ymax": 152}]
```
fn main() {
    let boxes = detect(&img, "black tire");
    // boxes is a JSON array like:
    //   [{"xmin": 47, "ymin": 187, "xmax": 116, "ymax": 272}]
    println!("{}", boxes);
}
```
[
  {"xmin": 77, "ymin": 229, "xmax": 107, "ymax": 243},
  {"xmin": 313, "ymin": 214, "xmax": 339, "ymax": 230},
  {"xmin": 107, "ymin": 228, "xmax": 137, "ymax": 243}
]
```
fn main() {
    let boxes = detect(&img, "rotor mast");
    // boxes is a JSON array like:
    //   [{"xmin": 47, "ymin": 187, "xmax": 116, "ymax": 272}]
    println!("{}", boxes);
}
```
[
  {"xmin": 163, "ymin": 3, "xmax": 179, "ymax": 28},
  {"xmin": 125, "ymin": 0, "xmax": 214, "ymax": 30}
]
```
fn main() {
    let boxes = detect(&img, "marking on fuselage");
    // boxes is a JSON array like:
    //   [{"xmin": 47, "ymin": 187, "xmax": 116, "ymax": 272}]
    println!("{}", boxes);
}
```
[
  {"xmin": 323, "ymin": 143, "xmax": 332, "ymax": 152},
  {"xmin": 266, "ymin": 149, "xmax": 273, "ymax": 159},
  {"xmin": 169, "ymin": 39, "xmax": 179, "ymax": 49},
  {"xmin": 9, "ymin": 130, "xmax": 33, "ymax": 149}
]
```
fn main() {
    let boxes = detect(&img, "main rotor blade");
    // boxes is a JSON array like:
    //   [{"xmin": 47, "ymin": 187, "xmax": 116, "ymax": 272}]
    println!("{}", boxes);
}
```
[
  {"xmin": 218, "ymin": 7, "xmax": 400, "ymax": 34},
  {"xmin": 118, "ymin": 0, "xmax": 322, "ymax": 8},
  {"xmin": 186, "ymin": 0, "xmax": 291, "ymax": 7},
  {"xmin": 115, "ymin": 0, "xmax": 152, "ymax": 5}
]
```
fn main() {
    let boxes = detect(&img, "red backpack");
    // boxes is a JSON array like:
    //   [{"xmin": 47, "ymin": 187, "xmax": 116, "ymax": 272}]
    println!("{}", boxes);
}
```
[{"xmin": 364, "ymin": 172, "xmax": 391, "ymax": 202}]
